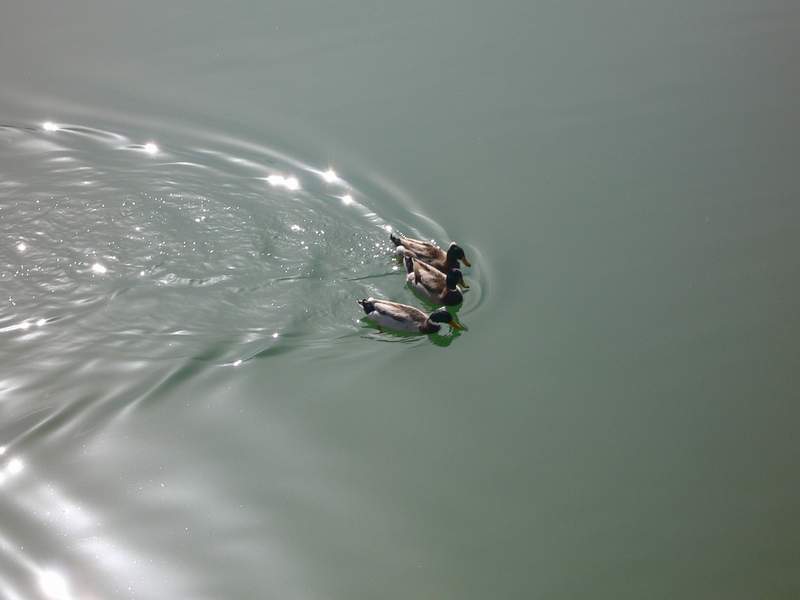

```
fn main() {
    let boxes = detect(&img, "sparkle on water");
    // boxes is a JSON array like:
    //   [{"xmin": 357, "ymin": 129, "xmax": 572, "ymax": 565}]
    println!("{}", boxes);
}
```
[
  {"xmin": 91, "ymin": 263, "xmax": 107, "ymax": 274},
  {"xmin": 38, "ymin": 569, "xmax": 71, "ymax": 600},
  {"xmin": 42, "ymin": 121, "xmax": 60, "ymax": 132},
  {"xmin": 265, "ymin": 174, "xmax": 301, "ymax": 190},
  {"xmin": 7, "ymin": 457, "xmax": 24, "ymax": 475},
  {"xmin": 143, "ymin": 142, "xmax": 159, "ymax": 154},
  {"xmin": 322, "ymin": 168, "xmax": 339, "ymax": 183}
]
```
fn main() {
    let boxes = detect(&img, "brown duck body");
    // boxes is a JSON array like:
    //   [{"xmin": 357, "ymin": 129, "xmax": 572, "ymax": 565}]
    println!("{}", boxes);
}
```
[
  {"xmin": 389, "ymin": 233, "xmax": 471, "ymax": 273},
  {"xmin": 404, "ymin": 256, "xmax": 464, "ymax": 306}
]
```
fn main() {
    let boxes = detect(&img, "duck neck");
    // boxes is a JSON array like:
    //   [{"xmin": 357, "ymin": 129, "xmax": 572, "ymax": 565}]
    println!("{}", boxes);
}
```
[{"xmin": 441, "ymin": 289, "xmax": 462, "ymax": 305}]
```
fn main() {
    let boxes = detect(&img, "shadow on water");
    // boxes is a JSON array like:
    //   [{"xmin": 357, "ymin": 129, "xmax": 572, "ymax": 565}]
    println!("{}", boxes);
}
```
[
  {"xmin": 427, "ymin": 330, "xmax": 463, "ymax": 348},
  {"xmin": 358, "ymin": 320, "xmax": 464, "ymax": 348}
]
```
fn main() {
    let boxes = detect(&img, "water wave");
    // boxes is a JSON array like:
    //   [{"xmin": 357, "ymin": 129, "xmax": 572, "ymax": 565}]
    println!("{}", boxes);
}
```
[{"xmin": 1, "ymin": 114, "xmax": 486, "ymax": 372}]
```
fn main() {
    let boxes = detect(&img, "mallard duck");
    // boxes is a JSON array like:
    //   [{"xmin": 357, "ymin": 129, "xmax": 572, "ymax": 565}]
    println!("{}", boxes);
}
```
[
  {"xmin": 389, "ymin": 233, "xmax": 471, "ymax": 273},
  {"xmin": 357, "ymin": 298, "xmax": 463, "ymax": 334},
  {"xmin": 404, "ymin": 255, "xmax": 467, "ymax": 306}
]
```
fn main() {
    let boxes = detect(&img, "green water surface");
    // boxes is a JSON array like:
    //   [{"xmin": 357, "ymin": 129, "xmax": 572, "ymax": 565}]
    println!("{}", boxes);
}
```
[{"xmin": 0, "ymin": 1, "xmax": 798, "ymax": 598}]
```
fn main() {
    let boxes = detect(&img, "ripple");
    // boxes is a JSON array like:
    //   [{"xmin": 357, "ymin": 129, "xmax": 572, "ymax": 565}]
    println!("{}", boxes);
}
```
[
  {"xmin": 0, "ymin": 110, "xmax": 487, "ymax": 402},
  {"xmin": 0, "ymin": 99, "xmax": 490, "ymax": 600}
]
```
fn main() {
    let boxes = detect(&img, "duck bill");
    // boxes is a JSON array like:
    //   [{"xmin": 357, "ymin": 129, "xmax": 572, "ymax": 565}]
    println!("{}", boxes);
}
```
[
  {"xmin": 449, "ymin": 321, "xmax": 465, "ymax": 331},
  {"xmin": 461, "ymin": 256, "xmax": 472, "ymax": 267},
  {"xmin": 459, "ymin": 279, "xmax": 470, "ymax": 289}
]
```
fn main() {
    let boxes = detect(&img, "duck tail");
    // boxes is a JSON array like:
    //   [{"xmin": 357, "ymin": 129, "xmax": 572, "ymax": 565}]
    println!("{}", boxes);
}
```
[{"xmin": 389, "ymin": 232, "xmax": 402, "ymax": 247}]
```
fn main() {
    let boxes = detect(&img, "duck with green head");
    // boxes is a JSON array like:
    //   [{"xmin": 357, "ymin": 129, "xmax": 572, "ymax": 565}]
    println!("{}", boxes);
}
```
[
  {"xmin": 404, "ymin": 255, "xmax": 467, "ymax": 306},
  {"xmin": 357, "ymin": 298, "xmax": 463, "ymax": 334},
  {"xmin": 389, "ymin": 232, "xmax": 471, "ymax": 273}
]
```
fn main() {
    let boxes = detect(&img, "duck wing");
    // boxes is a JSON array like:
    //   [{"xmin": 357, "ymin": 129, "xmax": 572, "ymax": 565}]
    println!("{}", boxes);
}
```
[
  {"xmin": 400, "ymin": 237, "xmax": 443, "ymax": 261},
  {"xmin": 412, "ymin": 259, "xmax": 422, "ymax": 285},
  {"xmin": 413, "ymin": 258, "xmax": 445, "ymax": 293},
  {"xmin": 372, "ymin": 300, "xmax": 427, "ymax": 324}
]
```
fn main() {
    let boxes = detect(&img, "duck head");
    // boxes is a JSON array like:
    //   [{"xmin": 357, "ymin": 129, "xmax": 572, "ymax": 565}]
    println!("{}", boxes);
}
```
[
  {"xmin": 446, "ymin": 243, "xmax": 471, "ymax": 268},
  {"xmin": 428, "ymin": 308, "xmax": 464, "ymax": 330}
]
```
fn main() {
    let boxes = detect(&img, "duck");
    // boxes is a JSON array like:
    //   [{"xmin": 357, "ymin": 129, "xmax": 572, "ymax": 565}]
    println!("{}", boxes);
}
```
[
  {"xmin": 389, "ymin": 233, "xmax": 471, "ymax": 273},
  {"xmin": 404, "ymin": 255, "xmax": 467, "ymax": 306},
  {"xmin": 357, "ymin": 298, "xmax": 463, "ymax": 334}
]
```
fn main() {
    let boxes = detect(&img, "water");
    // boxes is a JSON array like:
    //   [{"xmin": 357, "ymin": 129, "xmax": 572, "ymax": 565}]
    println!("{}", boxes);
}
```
[{"xmin": 1, "ymin": 1, "xmax": 798, "ymax": 598}]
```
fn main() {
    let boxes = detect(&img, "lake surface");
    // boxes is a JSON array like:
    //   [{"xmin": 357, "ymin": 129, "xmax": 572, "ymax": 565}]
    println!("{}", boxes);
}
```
[{"xmin": 1, "ymin": 1, "xmax": 798, "ymax": 598}]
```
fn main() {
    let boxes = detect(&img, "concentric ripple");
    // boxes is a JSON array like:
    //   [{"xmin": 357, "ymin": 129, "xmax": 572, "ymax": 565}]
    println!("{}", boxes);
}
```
[{"xmin": 1, "ymin": 117, "xmax": 487, "ymax": 380}]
